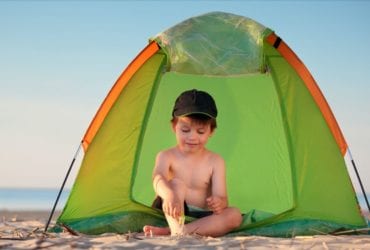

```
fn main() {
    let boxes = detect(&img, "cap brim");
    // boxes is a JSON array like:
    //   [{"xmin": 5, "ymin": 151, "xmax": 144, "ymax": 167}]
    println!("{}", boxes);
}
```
[{"xmin": 174, "ymin": 111, "xmax": 216, "ymax": 119}]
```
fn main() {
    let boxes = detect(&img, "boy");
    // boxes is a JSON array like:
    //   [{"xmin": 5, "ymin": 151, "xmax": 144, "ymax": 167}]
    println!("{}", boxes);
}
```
[{"xmin": 143, "ymin": 89, "xmax": 242, "ymax": 237}]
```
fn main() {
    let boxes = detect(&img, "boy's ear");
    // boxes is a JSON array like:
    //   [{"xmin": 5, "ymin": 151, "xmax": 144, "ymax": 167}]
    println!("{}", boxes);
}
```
[{"xmin": 171, "ymin": 122, "xmax": 176, "ymax": 132}]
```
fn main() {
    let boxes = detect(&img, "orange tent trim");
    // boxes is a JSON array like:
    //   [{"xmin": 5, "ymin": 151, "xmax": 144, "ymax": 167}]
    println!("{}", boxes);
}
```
[
  {"xmin": 266, "ymin": 33, "xmax": 347, "ymax": 155},
  {"xmin": 82, "ymin": 42, "xmax": 160, "ymax": 151}
]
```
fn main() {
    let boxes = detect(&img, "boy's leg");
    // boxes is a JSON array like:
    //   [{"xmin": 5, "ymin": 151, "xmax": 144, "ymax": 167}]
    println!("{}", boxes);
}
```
[
  {"xmin": 184, "ymin": 207, "xmax": 242, "ymax": 237},
  {"xmin": 144, "ymin": 206, "xmax": 242, "ymax": 237}
]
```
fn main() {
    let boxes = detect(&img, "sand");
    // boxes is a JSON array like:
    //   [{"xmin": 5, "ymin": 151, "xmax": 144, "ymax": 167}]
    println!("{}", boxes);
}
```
[{"xmin": 1, "ymin": 210, "xmax": 370, "ymax": 249}]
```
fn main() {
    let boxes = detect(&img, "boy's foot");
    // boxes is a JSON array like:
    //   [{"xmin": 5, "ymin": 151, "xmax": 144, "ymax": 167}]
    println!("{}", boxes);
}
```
[{"xmin": 143, "ymin": 225, "xmax": 170, "ymax": 236}]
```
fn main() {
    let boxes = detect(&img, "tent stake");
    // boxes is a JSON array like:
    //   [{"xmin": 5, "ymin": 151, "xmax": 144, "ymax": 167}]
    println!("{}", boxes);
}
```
[
  {"xmin": 348, "ymin": 149, "xmax": 370, "ymax": 213},
  {"xmin": 44, "ymin": 143, "xmax": 82, "ymax": 233}
]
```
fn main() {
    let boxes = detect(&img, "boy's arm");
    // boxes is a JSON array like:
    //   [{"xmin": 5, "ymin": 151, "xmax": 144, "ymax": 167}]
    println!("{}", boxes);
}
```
[
  {"xmin": 152, "ymin": 151, "xmax": 183, "ymax": 218},
  {"xmin": 207, "ymin": 154, "xmax": 228, "ymax": 214},
  {"xmin": 152, "ymin": 151, "xmax": 172, "ymax": 198}
]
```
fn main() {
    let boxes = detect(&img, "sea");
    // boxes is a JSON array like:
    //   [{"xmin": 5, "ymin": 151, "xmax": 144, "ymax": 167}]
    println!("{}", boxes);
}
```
[
  {"xmin": 0, "ymin": 188, "xmax": 70, "ymax": 211},
  {"xmin": 0, "ymin": 188, "xmax": 369, "ymax": 212}
]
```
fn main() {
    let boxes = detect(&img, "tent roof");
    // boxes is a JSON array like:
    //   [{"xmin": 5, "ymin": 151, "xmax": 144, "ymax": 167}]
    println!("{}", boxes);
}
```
[{"xmin": 153, "ymin": 11, "xmax": 270, "ymax": 75}]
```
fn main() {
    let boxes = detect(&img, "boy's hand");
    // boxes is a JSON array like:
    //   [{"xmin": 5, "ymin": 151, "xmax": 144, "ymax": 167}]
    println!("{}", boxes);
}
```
[
  {"xmin": 206, "ymin": 196, "xmax": 227, "ymax": 214},
  {"xmin": 162, "ymin": 194, "xmax": 183, "ymax": 219}
]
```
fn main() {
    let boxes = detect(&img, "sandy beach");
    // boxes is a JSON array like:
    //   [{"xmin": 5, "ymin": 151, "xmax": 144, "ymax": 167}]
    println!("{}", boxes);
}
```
[{"xmin": 0, "ymin": 210, "xmax": 369, "ymax": 249}]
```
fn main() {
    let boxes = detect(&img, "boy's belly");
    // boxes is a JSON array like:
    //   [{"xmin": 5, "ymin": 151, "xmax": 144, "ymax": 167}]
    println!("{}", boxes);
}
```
[{"xmin": 185, "ymin": 188, "xmax": 209, "ymax": 209}]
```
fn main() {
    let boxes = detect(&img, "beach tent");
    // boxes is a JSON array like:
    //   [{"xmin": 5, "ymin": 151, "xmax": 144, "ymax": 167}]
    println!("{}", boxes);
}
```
[{"xmin": 54, "ymin": 12, "xmax": 368, "ymax": 236}]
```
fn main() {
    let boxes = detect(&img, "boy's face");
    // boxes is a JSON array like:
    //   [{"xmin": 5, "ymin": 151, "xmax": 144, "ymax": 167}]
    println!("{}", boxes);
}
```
[{"xmin": 172, "ymin": 116, "xmax": 213, "ymax": 154}]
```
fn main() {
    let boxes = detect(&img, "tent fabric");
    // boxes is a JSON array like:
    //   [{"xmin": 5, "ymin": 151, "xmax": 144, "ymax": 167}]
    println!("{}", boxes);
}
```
[
  {"xmin": 266, "ymin": 33, "xmax": 347, "ymax": 155},
  {"xmin": 59, "ymin": 53, "xmax": 167, "ymax": 220},
  {"xmin": 55, "ymin": 12, "xmax": 367, "ymax": 236},
  {"xmin": 82, "ymin": 42, "xmax": 160, "ymax": 151}
]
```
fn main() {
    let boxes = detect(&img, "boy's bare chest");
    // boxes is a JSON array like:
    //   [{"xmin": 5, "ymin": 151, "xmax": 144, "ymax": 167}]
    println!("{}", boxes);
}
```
[{"xmin": 170, "ymin": 162, "xmax": 212, "ymax": 189}]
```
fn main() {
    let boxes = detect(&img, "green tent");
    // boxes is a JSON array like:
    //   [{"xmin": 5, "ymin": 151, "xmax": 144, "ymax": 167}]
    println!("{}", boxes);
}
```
[{"xmin": 56, "ymin": 12, "xmax": 367, "ymax": 236}]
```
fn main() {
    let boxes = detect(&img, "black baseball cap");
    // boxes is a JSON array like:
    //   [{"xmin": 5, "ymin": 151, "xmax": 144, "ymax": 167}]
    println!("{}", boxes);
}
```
[{"xmin": 172, "ymin": 89, "xmax": 218, "ymax": 118}]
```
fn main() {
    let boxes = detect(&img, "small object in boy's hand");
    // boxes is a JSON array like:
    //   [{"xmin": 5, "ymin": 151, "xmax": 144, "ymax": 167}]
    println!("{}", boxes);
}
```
[{"xmin": 178, "ymin": 213, "xmax": 185, "ymax": 225}]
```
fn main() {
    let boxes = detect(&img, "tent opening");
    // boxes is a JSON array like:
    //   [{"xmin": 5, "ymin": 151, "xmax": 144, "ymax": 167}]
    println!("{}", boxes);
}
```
[{"xmin": 132, "ymin": 71, "xmax": 294, "ymax": 217}]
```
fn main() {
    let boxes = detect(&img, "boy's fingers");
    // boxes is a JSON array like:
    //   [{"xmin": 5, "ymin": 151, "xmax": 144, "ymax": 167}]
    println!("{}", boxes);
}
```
[
  {"xmin": 174, "ymin": 207, "xmax": 179, "ymax": 218},
  {"xmin": 171, "ymin": 205, "xmax": 176, "ymax": 217},
  {"xmin": 163, "ymin": 201, "xmax": 184, "ymax": 219},
  {"xmin": 165, "ymin": 203, "xmax": 174, "ymax": 217},
  {"xmin": 172, "ymin": 207, "xmax": 178, "ymax": 218},
  {"xmin": 170, "ymin": 204, "xmax": 180, "ymax": 218},
  {"xmin": 210, "ymin": 203, "xmax": 221, "ymax": 212},
  {"xmin": 208, "ymin": 201, "xmax": 216, "ymax": 208},
  {"xmin": 177, "ymin": 205, "xmax": 183, "ymax": 218}
]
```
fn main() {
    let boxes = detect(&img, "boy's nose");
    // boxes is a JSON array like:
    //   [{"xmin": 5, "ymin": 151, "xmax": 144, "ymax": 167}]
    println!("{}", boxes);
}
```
[{"xmin": 188, "ymin": 131, "xmax": 197, "ymax": 140}]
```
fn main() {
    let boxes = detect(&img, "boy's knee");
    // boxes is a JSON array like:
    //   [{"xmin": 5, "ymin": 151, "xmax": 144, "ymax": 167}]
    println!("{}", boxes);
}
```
[{"xmin": 225, "ymin": 207, "xmax": 243, "ymax": 229}]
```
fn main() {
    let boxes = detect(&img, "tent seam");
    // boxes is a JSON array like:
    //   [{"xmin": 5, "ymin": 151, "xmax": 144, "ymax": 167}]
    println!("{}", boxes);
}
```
[
  {"xmin": 129, "ymin": 52, "xmax": 167, "ymax": 205},
  {"xmin": 265, "ymin": 52, "xmax": 298, "ymax": 212}
]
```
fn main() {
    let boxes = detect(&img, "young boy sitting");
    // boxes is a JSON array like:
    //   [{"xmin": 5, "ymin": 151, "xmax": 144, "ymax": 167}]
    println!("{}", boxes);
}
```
[{"xmin": 143, "ymin": 89, "xmax": 242, "ymax": 237}]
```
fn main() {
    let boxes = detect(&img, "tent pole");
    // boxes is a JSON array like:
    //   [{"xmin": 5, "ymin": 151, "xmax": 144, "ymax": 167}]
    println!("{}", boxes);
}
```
[
  {"xmin": 44, "ymin": 142, "xmax": 82, "ymax": 233},
  {"xmin": 348, "ymin": 148, "xmax": 370, "ymax": 213}
]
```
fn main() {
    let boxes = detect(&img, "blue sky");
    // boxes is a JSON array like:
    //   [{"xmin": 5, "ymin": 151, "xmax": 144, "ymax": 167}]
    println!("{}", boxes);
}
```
[{"xmin": 0, "ymin": 1, "xmax": 369, "ymax": 195}]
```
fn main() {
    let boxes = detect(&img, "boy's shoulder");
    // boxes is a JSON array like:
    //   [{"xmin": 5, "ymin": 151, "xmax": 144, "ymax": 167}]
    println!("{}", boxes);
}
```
[
  {"xmin": 155, "ymin": 147, "xmax": 177, "ymax": 162},
  {"xmin": 207, "ymin": 150, "xmax": 226, "ymax": 167},
  {"xmin": 157, "ymin": 147, "xmax": 176, "ymax": 156}
]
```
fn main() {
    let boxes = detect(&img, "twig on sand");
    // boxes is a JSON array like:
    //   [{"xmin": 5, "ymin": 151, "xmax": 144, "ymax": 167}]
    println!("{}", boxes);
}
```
[
  {"xmin": 331, "ymin": 227, "xmax": 370, "ymax": 235},
  {"xmin": 59, "ymin": 223, "xmax": 80, "ymax": 236},
  {"xmin": 309, "ymin": 228, "xmax": 329, "ymax": 235}
]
